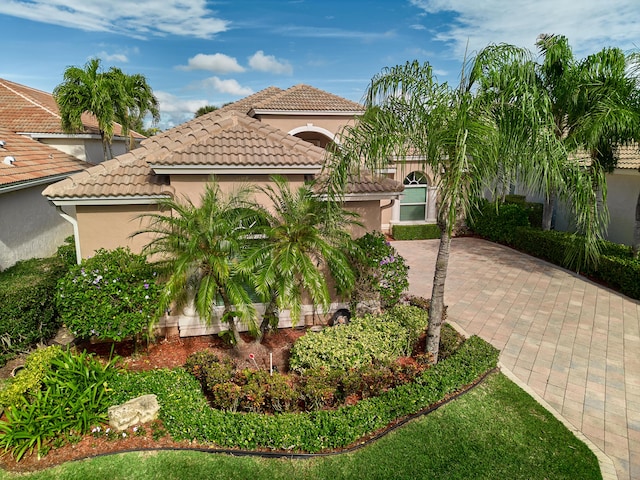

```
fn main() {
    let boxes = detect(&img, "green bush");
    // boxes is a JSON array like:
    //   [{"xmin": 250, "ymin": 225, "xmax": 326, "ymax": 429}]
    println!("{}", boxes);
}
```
[
  {"xmin": 0, "ymin": 257, "xmax": 67, "ymax": 366},
  {"xmin": 468, "ymin": 199, "xmax": 531, "ymax": 244},
  {"xmin": 289, "ymin": 306, "xmax": 428, "ymax": 373},
  {"xmin": 392, "ymin": 224, "xmax": 441, "ymax": 240},
  {"xmin": 352, "ymin": 231, "xmax": 409, "ymax": 308},
  {"xmin": 109, "ymin": 335, "xmax": 499, "ymax": 453},
  {"xmin": 0, "ymin": 349, "xmax": 119, "ymax": 460},
  {"xmin": 508, "ymin": 227, "xmax": 640, "ymax": 301},
  {"xmin": 56, "ymin": 247, "xmax": 161, "ymax": 342},
  {"xmin": 0, "ymin": 345, "xmax": 64, "ymax": 409}
]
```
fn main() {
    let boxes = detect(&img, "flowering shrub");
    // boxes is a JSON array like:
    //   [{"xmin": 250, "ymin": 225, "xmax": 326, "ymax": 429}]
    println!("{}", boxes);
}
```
[
  {"xmin": 56, "ymin": 247, "xmax": 161, "ymax": 341},
  {"xmin": 353, "ymin": 231, "xmax": 409, "ymax": 309}
]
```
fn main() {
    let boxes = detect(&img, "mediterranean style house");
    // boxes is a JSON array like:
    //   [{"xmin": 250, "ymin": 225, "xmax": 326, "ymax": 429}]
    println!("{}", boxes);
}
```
[
  {"xmin": 0, "ymin": 78, "xmax": 140, "ymax": 269},
  {"xmin": 43, "ymin": 84, "xmax": 434, "ymax": 335}
]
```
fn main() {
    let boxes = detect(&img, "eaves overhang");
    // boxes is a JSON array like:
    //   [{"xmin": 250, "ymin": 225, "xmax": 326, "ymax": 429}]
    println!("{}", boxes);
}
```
[
  {"xmin": 149, "ymin": 164, "xmax": 323, "ymax": 175},
  {"xmin": 47, "ymin": 194, "xmax": 171, "ymax": 206},
  {"xmin": 0, "ymin": 171, "xmax": 83, "ymax": 194}
]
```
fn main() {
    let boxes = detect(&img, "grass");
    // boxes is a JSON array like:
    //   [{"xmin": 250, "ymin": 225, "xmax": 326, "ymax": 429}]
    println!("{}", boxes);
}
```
[{"xmin": 0, "ymin": 373, "xmax": 601, "ymax": 480}]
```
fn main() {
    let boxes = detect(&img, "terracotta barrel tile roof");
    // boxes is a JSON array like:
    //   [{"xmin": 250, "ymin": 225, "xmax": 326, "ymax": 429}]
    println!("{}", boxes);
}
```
[
  {"xmin": 0, "ymin": 128, "xmax": 88, "ymax": 188},
  {"xmin": 315, "ymin": 171, "xmax": 403, "ymax": 195},
  {"xmin": 0, "ymin": 78, "xmax": 142, "ymax": 138},
  {"xmin": 251, "ymin": 84, "xmax": 364, "ymax": 113},
  {"xmin": 147, "ymin": 111, "xmax": 326, "ymax": 168}
]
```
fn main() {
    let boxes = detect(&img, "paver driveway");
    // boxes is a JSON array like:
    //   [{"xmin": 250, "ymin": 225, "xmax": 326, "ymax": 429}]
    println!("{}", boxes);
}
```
[{"xmin": 393, "ymin": 237, "xmax": 640, "ymax": 480}]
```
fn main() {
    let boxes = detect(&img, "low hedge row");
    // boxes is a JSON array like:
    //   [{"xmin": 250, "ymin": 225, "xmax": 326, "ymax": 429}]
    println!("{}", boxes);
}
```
[
  {"xmin": 392, "ymin": 224, "xmax": 441, "ymax": 240},
  {"xmin": 0, "ymin": 257, "xmax": 67, "ymax": 366},
  {"xmin": 288, "ymin": 306, "xmax": 429, "ymax": 372},
  {"xmin": 108, "ymin": 335, "xmax": 499, "ymax": 453}
]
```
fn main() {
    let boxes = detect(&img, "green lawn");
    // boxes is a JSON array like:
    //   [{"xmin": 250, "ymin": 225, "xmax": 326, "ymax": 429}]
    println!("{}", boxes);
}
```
[{"xmin": 0, "ymin": 373, "xmax": 601, "ymax": 480}]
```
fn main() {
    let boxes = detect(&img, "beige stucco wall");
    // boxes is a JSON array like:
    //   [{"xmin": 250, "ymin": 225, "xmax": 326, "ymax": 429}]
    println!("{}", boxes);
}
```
[
  {"xmin": 169, "ymin": 174, "xmax": 308, "ymax": 210},
  {"xmin": 0, "ymin": 184, "xmax": 73, "ymax": 269},
  {"xmin": 41, "ymin": 137, "xmax": 134, "ymax": 165},
  {"xmin": 603, "ymin": 170, "xmax": 639, "ymax": 245},
  {"xmin": 76, "ymin": 204, "xmax": 160, "ymax": 258}
]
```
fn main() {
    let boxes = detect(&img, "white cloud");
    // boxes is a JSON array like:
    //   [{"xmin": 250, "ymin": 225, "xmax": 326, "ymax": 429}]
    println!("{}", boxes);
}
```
[
  {"xmin": 409, "ymin": 0, "xmax": 640, "ymax": 59},
  {"xmin": 178, "ymin": 53, "xmax": 245, "ymax": 74},
  {"xmin": 96, "ymin": 52, "xmax": 129, "ymax": 63},
  {"xmin": 248, "ymin": 51, "xmax": 293, "ymax": 75},
  {"xmin": 0, "ymin": 0, "xmax": 229, "ymax": 39},
  {"xmin": 155, "ymin": 91, "xmax": 210, "ymax": 129},
  {"xmin": 201, "ymin": 77, "xmax": 254, "ymax": 96}
]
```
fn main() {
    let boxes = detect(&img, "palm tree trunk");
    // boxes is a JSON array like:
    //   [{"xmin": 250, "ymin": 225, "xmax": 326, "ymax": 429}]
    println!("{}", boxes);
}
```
[
  {"xmin": 255, "ymin": 297, "xmax": 278, "ymax": 344},
  {"xmin": 633, "ymin": 190, "xmax": 640, "ymax": 259},
  {"xmin": 542, "ymin": 193, "xmax": 555, "ymax": 230},
  {"xmin": 426, "ymin": 225, "xmax": 452, "ymax": 364},
  {"xmin": 220, "ymin": 291, "xmax": 244, "ymax": 346}
]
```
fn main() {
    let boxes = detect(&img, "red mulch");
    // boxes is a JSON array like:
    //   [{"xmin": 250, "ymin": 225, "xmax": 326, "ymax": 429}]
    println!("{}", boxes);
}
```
[{"xmin": 0, "ymin": 328, "xmax": 307, "ymax": 473}]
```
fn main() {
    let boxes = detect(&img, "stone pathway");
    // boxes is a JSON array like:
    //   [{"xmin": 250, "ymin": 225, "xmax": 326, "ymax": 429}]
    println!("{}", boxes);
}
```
[{"xmin": 393, "ymin": 237, "xmax": 640, "ymax": 480}]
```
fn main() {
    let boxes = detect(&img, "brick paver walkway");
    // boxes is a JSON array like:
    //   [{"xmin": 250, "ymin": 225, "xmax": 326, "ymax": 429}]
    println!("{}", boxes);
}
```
[{"xmin": 393, "ymin": 237, "xmax": 640, "ymax": 480}]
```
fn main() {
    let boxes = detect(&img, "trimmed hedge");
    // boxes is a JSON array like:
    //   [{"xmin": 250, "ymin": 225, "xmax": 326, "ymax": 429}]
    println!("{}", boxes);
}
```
[
  {"xmin": 392, "ymin": 224, "xmax": 441, "ymax": 240},
  {"xmin": 0, "ymin": 257, "xmax": 67, "ymax": 366},
  {"xmin": 109, "ymin": 335, "xmax": 499, "ymax": 452},
  {"xmin": 468, "ymin": 200, "xmax": 531, "ymax": 244},
  {"xmin": 289, "ymin": 306, "xmax": 428, "ymax": 372},
  {"xmin": 509, "ymin": 227, "xmax": 640, "ymax": 301}
]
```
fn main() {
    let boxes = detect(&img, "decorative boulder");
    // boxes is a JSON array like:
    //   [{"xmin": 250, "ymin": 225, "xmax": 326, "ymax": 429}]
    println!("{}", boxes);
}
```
[{"xmin": 108, "ymin": 394, "xmax": 160, "ymax": 431}]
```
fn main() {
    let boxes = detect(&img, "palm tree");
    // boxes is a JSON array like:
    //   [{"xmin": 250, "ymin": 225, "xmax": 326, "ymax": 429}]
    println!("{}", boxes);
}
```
[
  {"xmin": 241, "ymin": 176, "xmax": 359, "ymax": 343},
  {"xmin": 54, "ymin": 58, "xmax": 118, "ymax": 161},
  {"xmin": 194, "ymin": 105, "xmax": 219, "ymax": 118},
  {"xmin": 134, "ymin": 181, "xmax": 265, "ymax": 346},
  {"xmin": 111, "ymin": 69, "xmax": 160, "ymax": 150},
  {"xmin": 329, "ymin": 56, "xmax": 602, "ymax": 363},
  {"xmin": 54, "ymin": 59, "xmax": 160, "ymax": 160}
]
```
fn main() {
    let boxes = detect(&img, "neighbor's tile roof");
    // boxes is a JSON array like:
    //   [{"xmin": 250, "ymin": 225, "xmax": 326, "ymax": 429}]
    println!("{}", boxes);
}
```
[
  {"xmin": 0, "ymin": 78, "xmax": 139, "ymax": 137},
  {"xmin": 0, "ymin": 127, "xmax": 88, "ymax": 187},
  {"xmin": 250, "ymin": 84, "xmax": 364, "ymax": 113},
  {"xmin": 43, "ymin": 110, "xmax": 326, "ymax": 199}
]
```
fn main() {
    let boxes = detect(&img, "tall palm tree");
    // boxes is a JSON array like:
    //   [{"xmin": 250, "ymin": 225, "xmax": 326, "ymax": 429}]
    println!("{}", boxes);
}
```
[
  {"xmin": 329, "ymin": 56, "xmax": 602, "ymax": 363},
  {"xmin": 54, "ymin": 58, "xmax": 118, "ymax": 161},
  {"xmin": 110, "ymin": 69, "xmax": 160, "ymax": 150},
  {"xmin": 241, "ymin": 176, "xmax": 359, "ymax": 343},
  {"xmin": 134, "ymin": 181, "xmax": 265, "ymax": 346},
  {"xmin": 54, "ymin": 59, "xmax": 160, "ymax": 160}
]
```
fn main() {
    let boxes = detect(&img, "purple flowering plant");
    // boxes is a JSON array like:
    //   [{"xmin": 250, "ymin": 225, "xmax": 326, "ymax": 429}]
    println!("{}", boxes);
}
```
[
  {"xmin": 354, "ymin": 231, "xmax": 409, "ymax": 308},
  {"xmin": 56, "ymin": 247, "xmax": 161, "ymax": 341}
]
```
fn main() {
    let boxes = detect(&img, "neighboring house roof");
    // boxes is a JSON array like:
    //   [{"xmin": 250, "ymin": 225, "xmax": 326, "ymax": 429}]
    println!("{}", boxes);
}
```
[
  {"xmin": 0, "ymin": 127, "xmax": 87, "ymax": 192},
  {"xmin": 0, "ymin": 78, "xmax": 141, "ymax": 138}
]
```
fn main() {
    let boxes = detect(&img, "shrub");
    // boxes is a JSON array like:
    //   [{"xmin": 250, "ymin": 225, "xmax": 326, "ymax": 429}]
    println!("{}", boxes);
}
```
[
  {"xmin": 392, "ymin": 223, "xmax": 441, "ymax": 240},
  {"xmin": 352, "ymin": 231, "xmax": 409, "ymax": 309},
  {"xmin": 0, "ymin": 345, "xmax": 64, "ymax": 409},
  {"xmin": 0, "ymin": 257, "xmax": 67, "ymax": 366},
  {"xmin": 56, "ymin": 247, "xmax": 161, "ymax": 342},
  {"xmin": 0, "ymin": 349, "xmax": 119, "ymax": 460},
  {"xmin": 289, "ymin": 306, "xmax": 428, "ymax": 373},
  {"xmin": 108, "ymin": 335, "xmax": 499, "ymax": 453},
  {"xmin": 468, "ymin": 199, "xmax": 531, "ymax": 244}
]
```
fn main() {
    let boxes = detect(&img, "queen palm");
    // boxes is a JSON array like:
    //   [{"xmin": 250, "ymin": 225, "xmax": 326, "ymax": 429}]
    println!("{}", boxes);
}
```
[
  {"xmin": 241, "ymin": 176, "xmax": 359, "ymax": 343},
  {"xmin": 330, "ymin": 56, "xmax": 602, "ymax": 363},
  {"xmin": 135, "ymin": 181, "xmax": 264, "ymax": 346}
]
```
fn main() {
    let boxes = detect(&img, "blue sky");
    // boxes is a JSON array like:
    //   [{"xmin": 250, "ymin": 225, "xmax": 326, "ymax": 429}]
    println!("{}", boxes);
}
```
[{"xmin": 2, "ymin": 0, "xmax": 639, "ymax": 130}]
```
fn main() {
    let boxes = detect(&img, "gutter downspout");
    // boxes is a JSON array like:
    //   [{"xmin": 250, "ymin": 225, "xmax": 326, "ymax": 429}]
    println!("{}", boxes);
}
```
[{"xmin": 56, "ymin": 206, "xmax": 82, "ymax": 264}]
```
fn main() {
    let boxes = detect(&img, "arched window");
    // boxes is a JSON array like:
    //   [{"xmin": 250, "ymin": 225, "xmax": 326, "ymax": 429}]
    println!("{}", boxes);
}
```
[{"xmin": 400, "ymin": 171, "xmax": 429, "ymax": 222}]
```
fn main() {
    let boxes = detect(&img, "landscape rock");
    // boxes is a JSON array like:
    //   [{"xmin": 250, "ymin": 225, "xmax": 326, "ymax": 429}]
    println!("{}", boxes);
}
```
[{"xmin": 108, "ymin": 394, "xmax": 160, "ymax": 431}]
